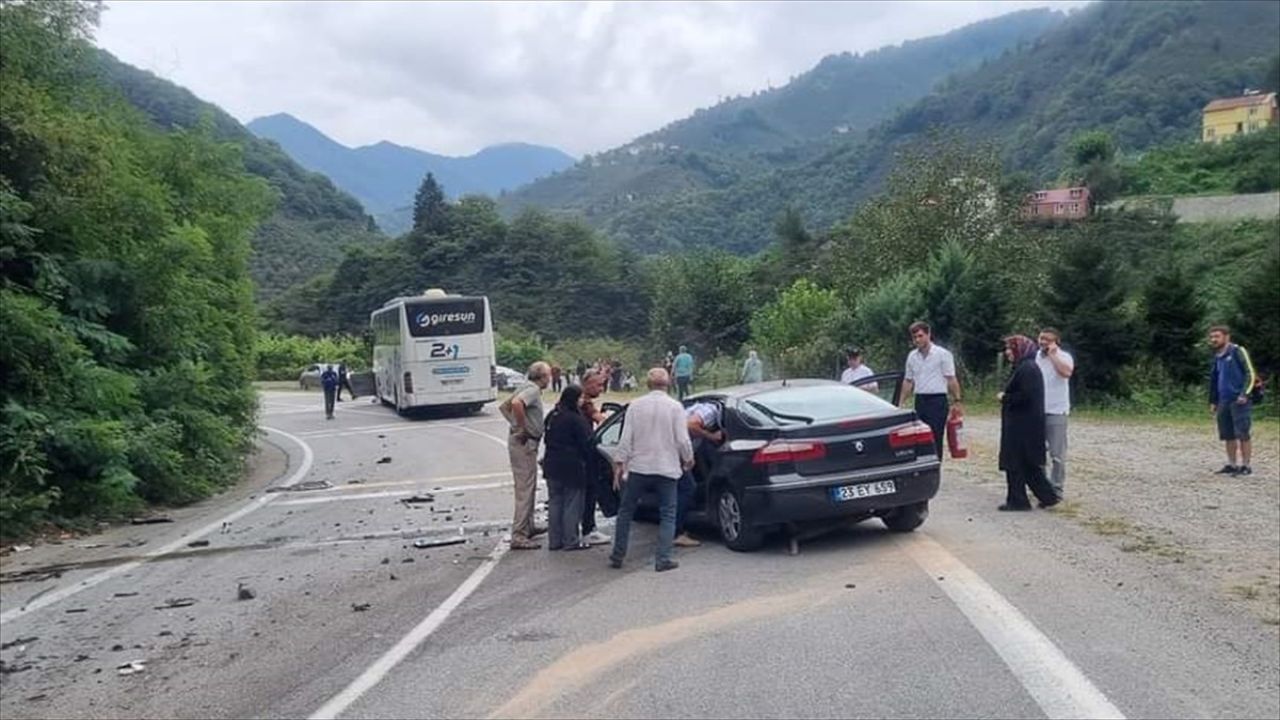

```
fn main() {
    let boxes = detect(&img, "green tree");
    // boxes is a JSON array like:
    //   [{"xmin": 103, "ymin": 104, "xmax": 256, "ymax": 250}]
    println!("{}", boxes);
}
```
[
  {"xmin": 1233, "ymin": 246, "xmax": 1280, "ymax": 382},
  {"xmin": 649, "ymin": 250, "xmax": 755, "ymax": 355},
  {"xmin": 1142, "ymin": 265, "xmax": 1204, "ymax": 386},
  {"xmin": 411, "ymin": 172, "xmax": 449, "ymax": 235},
  {"xmin": 1041, "ymin": 237, "xmax": 1135, "ymax": 397},
  {"xmin": 851, "ymin": 271, "xmax": 928, "ymax": 373},
  {"xmin": 749, "ymin": 279, "xmax": 849, "ymax": 378}
]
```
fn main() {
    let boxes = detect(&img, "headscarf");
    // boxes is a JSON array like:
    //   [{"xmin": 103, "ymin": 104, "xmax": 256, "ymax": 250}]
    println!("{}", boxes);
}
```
[
  {"xmin": 556, "ymin": 384, "xmax": 583, "ymax": 413},
  {"xmin": 1005, "ymin": 335, "xmax": 1038, "ymax": 363}
]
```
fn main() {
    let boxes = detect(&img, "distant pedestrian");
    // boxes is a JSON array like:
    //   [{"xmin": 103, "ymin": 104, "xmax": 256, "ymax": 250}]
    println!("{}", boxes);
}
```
[
  {"xmin": 337, "ymin": 363, "xmax": 356, "ymax": 401},
  {"xmin": 577, "ymin": 369, "xmax": 612, "ymax": 546},
  {"xmin": 1036, "ymin": 328, "xmax": 1074, "ymax": 499},
  {"xmin": 673, "ymin": 345, "xmax": 695, "ymax": 400},
  {"xmin": 997, "ymin": 335, "xmax": 1058, "ymax": 511},
  {"xmin": 501, "ymin": 361, "xmax": 551, "ymax": 549},
  {"xmin": 663, "ymin": 351, "xmax": 675, "ymax": 393},
  {"xmin": 840, "ymin": 347, "xmax": 877, "ymax": 392},
  {"xmin": 320, "ymin": 365, "xmax": 339, "ymax": 420},
  {"xmin": 576, "ymin": 358, "xmax": 587, "ymax": 381},
  {"xmin": 609, "ymin": 368, "xmax": 692, "ymax": 573},
  {"xmin": 1208, "ymin": 326, "xmax": 1259, "ymax": 477},
  {"xmin": 900, "ymin": 322, "xmax": 963, "ymax": 459},
  {"xmin": 611, "ymin": 360, "xmax": 624, "ymax": 392},
  {"xmin": 741, "ymin": 349, "xmax": 764, "ymax": 384},
  {"xmin": 551, "ymin": 365, "xmax": 563, "ymax": 392},
  {"xmin": 543, "ymin": 385, "xmax": 594, "ymax": 551}
]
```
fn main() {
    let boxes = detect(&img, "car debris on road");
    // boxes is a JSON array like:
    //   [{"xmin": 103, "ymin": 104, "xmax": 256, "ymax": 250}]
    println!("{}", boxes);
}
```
[
  {"xmin": 412, "ymin": 537, "xmax": 466, "ymax": 549},
  {"xmin": 116, "ymin": 660, "xmax": 146, "ymax": 676},
  {"xmin": 153, "ymin": 598, "xmax": 197, "ymax": 610}
]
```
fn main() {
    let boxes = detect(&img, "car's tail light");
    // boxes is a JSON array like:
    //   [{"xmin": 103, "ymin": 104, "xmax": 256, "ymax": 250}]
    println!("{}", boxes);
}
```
[
  {"xmin": 889, "ymin": 422, "xmax": 934, "ymax": 449},
  {"xmin": 752, "ymin": 440, "xmax": 827, "ymax": 465},
  {"xmin": 403, "ymin": 372, "xmax": 414, "ymax": 395}
]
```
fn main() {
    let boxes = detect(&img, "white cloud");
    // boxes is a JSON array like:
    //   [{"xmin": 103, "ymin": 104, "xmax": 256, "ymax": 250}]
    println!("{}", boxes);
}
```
[{"xmin": 94, "ymin": 0, "xmax": 1089, "ymax": 157}]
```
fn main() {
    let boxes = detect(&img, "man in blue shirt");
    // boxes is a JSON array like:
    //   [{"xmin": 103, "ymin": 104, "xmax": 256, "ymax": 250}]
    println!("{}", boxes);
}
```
[
  {"xmin": 673, "ymin": 345, "xmax": 695, "ymax": 400},
  {"xmin": 1208, "ymin": 325, "xmax": 1258, "ymax": 477},
  {"xmin": 320, "ymin": 365, "xmax": 339, "ymax": 420}
]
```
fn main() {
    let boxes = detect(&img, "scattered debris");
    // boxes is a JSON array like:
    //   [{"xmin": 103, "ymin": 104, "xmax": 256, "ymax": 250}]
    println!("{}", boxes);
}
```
[
  {"xmin": 130, "ymin": 517, "xmax": 174, "ymax": 525},
  {"xmin": 157, "ymin": 631, "xmax": 173, "ymax": 637},
  {"xmin": 377, "ymin": 434, "xmax": 386, "ymax": 439},
  {"xmin": 220, "ymin": 522, "xmax": 231, "ymax": 534},
  {"xmin": 400, "ymin": 557, "xmax": 415, "ymax": 563},
  {"xmin": 412, "ymin": 537, "xmax": 466, "ymax": 550},
  {"xmin": 111, "ymin": 644, "xmax": 125, "ymax": 651},
  {"xmin": 936, "ymin": 576, "xmax": 945, "ymax": 581},
  {"xmin": 399, "ymin": 494, "xmax": 435, "ymax": 505},
  {"xmin": 65, "ymin": 608, "xmax": 88, "ymax": 614},
  {"xmin": 26, "ymin": 694, "xmax": 48, "ymax": 702},
  {"xmin": 0, "ymin": 660, "xmax": 34, "ymax": 675},
  {"xmin": 237, "ymin": 584, "xmax": 256, "ymax": 601},
  {"xmin": 117, "ymin": 660, "xmax": 146, "ymax": 676},
  {"xmin": 74, "ymin": 654, "xmax": 92, "ymax": 662},
  {"xmin": 113, "ymin": 592, "xmax": 140, "ymax": 599},
  {"xmin": 389, "ymin": 574, "xmax": 398, "ymax": 581},
  {"xmin": 844, "ymin": 583, "xmax": 857, "ymax": 589},
  {"xmin": 376, "ymin": 456, "xmax": 392, "ymax": 464},
  {"xmin": 76, "ymin": 543, "xmax": 107, "ymax": 549},
  {"xmin": 347, "ymin": 479, "xmax": 364, "ymax": 485},
  {"xmin": 266, "ymin": 480, "xmax": 332, "ymax": 493},
  {"xmin": 11, "ymin": 544, "xmax": 33, "ymax": 553},
  {"xmin": 380, "ymin": 557, "xmax": 390, "ymax": 565},
  {"xmin": 154, "ymin": 598, "xmax": 198, "ymax": 610},
  {"xmin": 351, "ymin": 603, "xmax": 371, "ymax": 612},
  {"xmin": 187, "ymin": 540, "xmax": 210, "ymax": 548},
  {"xmin": 0, "ymin": 636, "xmax": 36, "ymax": 651}
]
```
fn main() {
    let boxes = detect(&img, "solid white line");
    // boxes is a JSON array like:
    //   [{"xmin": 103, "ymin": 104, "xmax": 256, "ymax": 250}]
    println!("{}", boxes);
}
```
[
  {"xmin": 301, "ymin": 417, "xmax": 507, "ymax": 440},
  {"xmin": 0, "ymin": 426, "xmax": 315, "ymax": 626},
  {"xmin": 274, "ymin": 478, "xmax": 542, "ymax": 507},
  {"xmin": 316, "ymin": 472, "xmax": 511, "ymax": 492},
  {"xmin": 899, "ymin": 534, "xmax": 1125, "ymax": 720},
  {"xmin": 309, "ymin": 541, "xmax": 511, "ymax": 720},
  {"xmin": 447, "ymin": 424, "xmax": 510, "ymax": 447}
]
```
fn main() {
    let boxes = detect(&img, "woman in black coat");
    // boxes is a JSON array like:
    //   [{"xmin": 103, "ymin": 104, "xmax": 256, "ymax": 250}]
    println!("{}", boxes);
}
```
[
  {"xmin": 998, "ymin": 335, "xmax": 1060, "ymax": 511},
  {"xmin": 542, "ymin": 385, "xmax": 596, "ymax": 550}
]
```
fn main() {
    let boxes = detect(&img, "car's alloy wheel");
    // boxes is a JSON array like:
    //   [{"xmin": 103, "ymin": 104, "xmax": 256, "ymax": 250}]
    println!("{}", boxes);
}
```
[
  {"xmin": 716, "ymin": 485, "xmax": 763, "ymax": 552},
  {"xmin": 718, "ymin": 490, "xmax": 741, "ymax": 542}
]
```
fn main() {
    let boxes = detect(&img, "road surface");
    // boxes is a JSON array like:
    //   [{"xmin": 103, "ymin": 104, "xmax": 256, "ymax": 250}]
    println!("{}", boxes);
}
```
[{"xmin": 1, "ymin": 391, "xmax": 1277, "ymax": 719}]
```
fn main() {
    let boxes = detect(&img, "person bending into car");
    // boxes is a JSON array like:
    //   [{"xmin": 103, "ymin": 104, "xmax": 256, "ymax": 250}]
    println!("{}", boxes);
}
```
[
  {"xmin": 996, "ymin": 335, "xmax": 1058, "ymax": 511},
  {"xmin": 542, "ymin": 385, "xmax": 595, "ymax": 551},
  {"xmin": 609, "ymin": 368, "xmax": 693, "ymax": 573},
  {"xmin": 675, "ymin": 400, "xmax": 724, "ymax": 548}
]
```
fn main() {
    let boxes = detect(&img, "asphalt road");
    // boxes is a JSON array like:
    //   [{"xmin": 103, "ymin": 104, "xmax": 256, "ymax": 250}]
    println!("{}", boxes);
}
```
[{"xmin": 1, "ymin": 390, "xmax": 1277, "ymax": 719}]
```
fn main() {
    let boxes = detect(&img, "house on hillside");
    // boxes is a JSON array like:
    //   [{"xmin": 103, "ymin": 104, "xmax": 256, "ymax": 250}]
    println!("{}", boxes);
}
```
[
  {"xmin": 1022, "ymin": 186, "xmax": 1091, "ymax": 221},
  {"xmin": 1202, "ymin": 91, "xmax": 1278, "ymax": 143}
]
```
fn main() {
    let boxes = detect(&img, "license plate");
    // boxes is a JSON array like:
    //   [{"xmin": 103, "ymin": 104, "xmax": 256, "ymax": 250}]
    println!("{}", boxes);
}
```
[{"xmin": 830, "ymin": 480, "xmax": 896, "ymax": 502}]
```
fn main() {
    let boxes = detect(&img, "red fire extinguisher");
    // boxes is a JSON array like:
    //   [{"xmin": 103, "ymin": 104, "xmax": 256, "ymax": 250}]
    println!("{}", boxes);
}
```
[{"xmin": 946, "ymin": 410, "xmax": 968, "ymax": 459}]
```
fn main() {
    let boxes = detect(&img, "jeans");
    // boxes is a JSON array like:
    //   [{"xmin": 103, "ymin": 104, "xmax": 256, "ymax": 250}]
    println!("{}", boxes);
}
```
[
  {"xmin": 915, "ymin": 394, "xmax": 949, "ymax": 460},
  {"xmin": 546, "ymin": 478, "xmax": 584, "ymax": 550},
  {"xmin": 323, "ymin": 387, "xmax": 336, "ymax": 418},
  {"xmin": 1045, "ymin": 414, "xmax": 1068, "ymax": 497},
  {"xmin": 677, "ymin": 470, "xmax": 696, "ymax": 535},
  {"xmin": 610, "ymin": 472, "xmax": 677, "ymax": 567}
]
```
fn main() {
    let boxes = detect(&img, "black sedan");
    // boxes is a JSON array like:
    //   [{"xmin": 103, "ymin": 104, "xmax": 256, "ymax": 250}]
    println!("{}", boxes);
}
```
[{"xmin": 591, "ymin": 374, "xmax": 941, "ymax": 551}]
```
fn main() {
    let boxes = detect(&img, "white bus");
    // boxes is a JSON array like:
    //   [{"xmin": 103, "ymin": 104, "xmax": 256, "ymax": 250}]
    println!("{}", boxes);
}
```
[{"xmin": 370, "ymin": 289, "xmax": 497, "ymax": 414}]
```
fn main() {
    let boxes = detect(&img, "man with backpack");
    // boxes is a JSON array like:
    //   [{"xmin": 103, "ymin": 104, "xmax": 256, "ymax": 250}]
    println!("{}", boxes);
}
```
[
  {"xmin": 320, "ymin": 365, "xmax": 339, "ymax": 420},
  {"xmin": 1208, "ymin": 326, "xmax": 1260, "ymax": 477}
]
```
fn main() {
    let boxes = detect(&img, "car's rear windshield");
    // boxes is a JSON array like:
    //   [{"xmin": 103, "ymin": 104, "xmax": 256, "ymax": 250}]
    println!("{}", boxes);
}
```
[{"xmin": 744, "ymin": 384, "xmax": 894, "ymax": 424}]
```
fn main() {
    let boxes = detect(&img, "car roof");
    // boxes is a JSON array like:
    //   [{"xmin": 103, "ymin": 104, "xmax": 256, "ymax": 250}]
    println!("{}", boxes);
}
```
[{"xmin": 686, "ymin": 378, "xmax": 842, "ymax": 402}]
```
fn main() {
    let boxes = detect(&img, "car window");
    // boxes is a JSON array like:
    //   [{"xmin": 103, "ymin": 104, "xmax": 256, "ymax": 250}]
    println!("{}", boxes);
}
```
[
  {"xmin": 746, "ymin": 384, "xmax": 894, "ymax": 423},
  {"xmin": 597, "ymin": 413, "xmax": 624, "ymax": 445}
]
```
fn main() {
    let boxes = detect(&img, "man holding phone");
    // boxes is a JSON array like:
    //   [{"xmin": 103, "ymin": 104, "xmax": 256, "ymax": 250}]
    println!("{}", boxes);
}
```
[{"xmin": 1036, "ymin": 328, "xmax": 1074, "ymax": 500}]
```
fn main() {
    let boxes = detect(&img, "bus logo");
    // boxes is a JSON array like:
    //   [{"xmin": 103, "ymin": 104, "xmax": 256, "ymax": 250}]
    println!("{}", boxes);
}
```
[{"xmin": 429, "ymin": 342, "xmax": 460, "ymax": 359}]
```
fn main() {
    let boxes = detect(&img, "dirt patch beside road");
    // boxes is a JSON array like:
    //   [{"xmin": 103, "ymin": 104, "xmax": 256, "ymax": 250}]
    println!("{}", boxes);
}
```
[{"xmin": 952, "ymin": 414, "xmax": 1280, "ymax": 625}]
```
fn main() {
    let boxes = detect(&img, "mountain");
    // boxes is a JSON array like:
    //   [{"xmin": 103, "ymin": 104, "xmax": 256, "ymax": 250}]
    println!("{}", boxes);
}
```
[
  {"xmin": 509, "ymin": 1, "xmax": 1280, "ymax": 255},
  {"xmin": 246, "ymin": 113, "xmax": 575, "ymax": 233},
  {"xmin": 90, "ymin": 51, "xmax": 384, "ymax": 300},
  {"xmin": 499, "ymin": 8, "xmax": 1067, "ymax": 239}
]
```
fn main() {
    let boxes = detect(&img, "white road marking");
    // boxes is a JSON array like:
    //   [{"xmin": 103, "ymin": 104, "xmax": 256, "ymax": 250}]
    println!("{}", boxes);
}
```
[
  {"xmin": 0, "ymin": 426, "xmax": 314, "ymax": 626},
  {"xmin": 316, "ymin": 472, "xmax": 511, "ymax": 492},
  {"xmin": 274, "ymin": 477, "xmax": 546, "ymax": 506},
  {"xmin": 900, "ymin": 534, "xmax": 1125, "ymax": 720},
  {"xmin": 446, "ymin": 424, "xmax": 511, "ymax": 447},
  {"xmin": 309, "ymin": 540, "xmax": 510, "ymax": 720},
  {"xmin": 300, "ymin": 417, "xmax": 506, "ymax": 440}
]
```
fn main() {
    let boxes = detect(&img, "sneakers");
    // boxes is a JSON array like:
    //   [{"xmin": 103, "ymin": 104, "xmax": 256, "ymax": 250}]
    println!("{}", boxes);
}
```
[
  {"xmin": 1215, "ymin": 464, "xmax": 1239, "ymax": 474},
  {"xmin": 608, "ymin": 556, "xmax": 623, "ymax": 569},
  {"xmin": 673, "ymin": 533, "xmax": 702, "ymax": 547},
  {"xmin": 583, "ymin": 530, "xmax": 612, "ymax": 546},
  {"xmin": 655, "ymin": 560, "xmax": 680, "ymax": 572},
  {"xmin": 509, "ymin": 538, "xmax": 541, "ymax": 550},
  {"xmin": 1234, "ymin": 466, "xmax": 1253, "ymax": 477}
]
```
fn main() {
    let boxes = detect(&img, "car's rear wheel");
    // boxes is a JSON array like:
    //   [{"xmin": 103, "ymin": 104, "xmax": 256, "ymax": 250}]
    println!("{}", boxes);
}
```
[
  {"xmin": 881, "ymin": 501, "xmax": 929, "ymax": 532},
  {"xmin": 716, "ymin": 484, "xmax": 763, "ymax": 552}
]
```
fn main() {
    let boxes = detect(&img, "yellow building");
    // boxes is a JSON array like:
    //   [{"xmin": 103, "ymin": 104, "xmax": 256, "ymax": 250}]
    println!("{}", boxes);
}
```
[{"xmin": 1202, "ymin": 92, "xmax": 1278, "ymax": 143}]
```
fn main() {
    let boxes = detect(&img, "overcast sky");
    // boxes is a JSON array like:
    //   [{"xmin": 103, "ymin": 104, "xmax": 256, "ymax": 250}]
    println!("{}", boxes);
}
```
[{"xmin": 95, "ymin": 0, "xmax": 1088, "ymax": 158}]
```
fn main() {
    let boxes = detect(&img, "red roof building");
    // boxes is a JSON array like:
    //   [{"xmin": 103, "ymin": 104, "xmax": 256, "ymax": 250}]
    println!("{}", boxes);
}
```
[{"xmin": 1022, "ymin": 186, "xmax": 1091, "ymax": 221}]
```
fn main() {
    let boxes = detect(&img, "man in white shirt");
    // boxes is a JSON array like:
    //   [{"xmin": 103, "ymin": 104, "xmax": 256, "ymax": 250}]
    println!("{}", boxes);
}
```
[
  {"xmin": 1037, "ymin": 328, "xmax": 1074, "ymax": 499},
  {"xmin": 899, "ymin": 321, "xmax": 963, "ymax": 459},
  {"xmin": 839, "ymin": 347, "xmax": 877, "ymax": 392},
  {"xmin": 608, "ymin": 368, "xmax": 694, "ymax": 572}
]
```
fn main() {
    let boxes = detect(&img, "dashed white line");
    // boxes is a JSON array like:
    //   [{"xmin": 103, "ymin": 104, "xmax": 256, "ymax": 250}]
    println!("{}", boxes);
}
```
[
  {"xmin": 900, "ymin": 534, "xmax": 1125, "ymax": 720},
  {"xmin": 308, "ymin": 540, "xmax": 510, "ymax": 720},
  {"xmin": 0, "ymin": 426, "xmax": 315, "ymax": 626}
]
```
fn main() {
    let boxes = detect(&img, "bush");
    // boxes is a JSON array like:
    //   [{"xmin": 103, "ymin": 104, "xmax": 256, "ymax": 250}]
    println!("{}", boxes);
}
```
[
  {"xmin": 255, "ymin": 333, "xmax": 367, "ymax": 381},
  {"xmin": 750, "ymin": 279, "xmax": 849, "ymax": 379}
]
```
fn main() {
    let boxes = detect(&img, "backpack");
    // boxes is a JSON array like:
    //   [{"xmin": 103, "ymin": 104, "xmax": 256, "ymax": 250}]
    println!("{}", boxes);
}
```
[{"xmin": 1234, "ymin": 347, "xmax": 1265, "ymax": 404}]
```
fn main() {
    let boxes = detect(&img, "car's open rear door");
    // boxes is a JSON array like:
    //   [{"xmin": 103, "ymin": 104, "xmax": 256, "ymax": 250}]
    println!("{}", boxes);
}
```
[
  {"xmin": 852, "ymin": 371, "xmax": 906, "ymax": 407},
  {"xmin": 590, "ymin": 405, "xmax": 627, "ymax": 517}
]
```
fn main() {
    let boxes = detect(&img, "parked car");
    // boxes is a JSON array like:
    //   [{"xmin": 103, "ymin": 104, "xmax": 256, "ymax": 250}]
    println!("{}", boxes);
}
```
[
  {"xmin": 590, "ymin": 374, "xmax": 940, "ymax": 551},
  {"xmin": 493, "ymin": 365, "xmax": 525, "ymax": 391},
  {"xmin": 298, "ymin": 363, "xmax": 340, "ymax": 390}
]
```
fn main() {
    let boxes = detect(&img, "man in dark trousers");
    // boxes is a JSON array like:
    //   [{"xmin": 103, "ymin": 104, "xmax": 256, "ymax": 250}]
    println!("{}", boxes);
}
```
[
  {"xmin": 578, "ymin": 369, "xmax": 612, "ymax": 546},
  {"xmin": 337, "ymin": 363, "xmax": 356, "ymax": 401},
  {"xmin": 321, "ymin": 365, "xmax": 339, "ymax": 420},
  {"xmin": 1208, "ymin": 325, "xmax": 1259, "ymax": 477},
  {"xmin": 899, "ymin": 321, "xmax": 963, "ymax": 459}
]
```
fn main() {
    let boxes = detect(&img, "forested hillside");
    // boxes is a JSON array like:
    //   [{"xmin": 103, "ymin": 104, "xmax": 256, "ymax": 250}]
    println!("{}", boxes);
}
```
[
  {"xmin": 509, "ymin": 0, "xmax": 1280, "ymax": 255},
  {"xmin": 247, "ymin": 113, "xmax": 574, "ymax": 235},
  {"xmin": 91, "ymin": 53, "xmax": 384, "ymax": 300},
  {"xmin": 500, "ymin": 9, "xmax": 1064, "ymax": 242},
  {"xmin": 0, "ymin": 2, "xmax": 273, "ymax": 533}
]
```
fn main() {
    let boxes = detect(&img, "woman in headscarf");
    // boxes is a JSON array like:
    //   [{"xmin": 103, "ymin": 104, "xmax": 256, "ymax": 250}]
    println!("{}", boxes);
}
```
[
  {"xmin": 741, "ymin": 349, "xmax": 764, "ymax": 384},
  {"xmin": 998, "ymin": 335, "xmax": 1060, "ymax": 511},
  {"xmin": 542, "ymin": 384, "xmax": 595, "ymax": 550}
]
